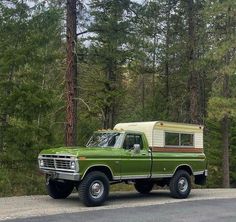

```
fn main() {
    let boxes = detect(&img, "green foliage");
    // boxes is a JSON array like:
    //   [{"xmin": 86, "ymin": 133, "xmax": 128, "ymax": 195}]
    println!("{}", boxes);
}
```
[
  {"xmin": 0, "ymin": 1, "xmax": 64, "ymax": 196},
  {"xmin": 1, "ymin": 0, "xmax": 236, "ymax": 196},
  {"xmin": 0, "ymin": 167, "xmax": 45, "ymax": 196},
  {"xmin": 208, "ymin": 97, "xmax": 236, "ymax": 120},
  {"xmin": 204, "ymin": 120, "xmax": 223, "ymax": 187}
]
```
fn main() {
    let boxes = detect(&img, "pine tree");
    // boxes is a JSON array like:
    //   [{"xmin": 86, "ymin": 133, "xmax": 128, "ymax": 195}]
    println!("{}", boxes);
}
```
[
  {"xmin": 206, "ymin": 0, "xmax": 236, "ymax": 188},
  {"xmin": 65, "ymin": 0, "xmax": 78, "ymax": 146},
  {"xmin": 86, "ymin": 0, "xmax": 134, "ymax": 128},
  {"xmin": 0, "ymin": 0, "xmax": 64, "ymax": 195}
]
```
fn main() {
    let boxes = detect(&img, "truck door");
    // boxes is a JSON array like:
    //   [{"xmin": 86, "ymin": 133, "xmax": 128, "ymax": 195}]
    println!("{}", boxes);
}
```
[{"xmin": 120, "ymin": 133, "xmax": 151, "ymax": 179}]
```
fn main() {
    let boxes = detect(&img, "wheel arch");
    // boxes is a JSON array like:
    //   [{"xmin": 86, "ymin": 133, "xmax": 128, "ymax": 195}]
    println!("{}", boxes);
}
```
[
  {"xmin": 81, "ymin": 165, "xmax": 114, "ymax": 181},
  {"xmin": 174, "ymin": 164, "xmax": 193, "ymax": 176}
]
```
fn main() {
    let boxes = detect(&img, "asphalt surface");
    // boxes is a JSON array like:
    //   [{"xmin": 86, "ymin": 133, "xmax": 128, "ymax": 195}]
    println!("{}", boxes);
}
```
[
  {"xmin": 0, "ymin": 189, "xmax": 236, "ymax": 221},
  {"xmin": 2, "ymin": 198, "xmax": 236, "ymax": 222}
]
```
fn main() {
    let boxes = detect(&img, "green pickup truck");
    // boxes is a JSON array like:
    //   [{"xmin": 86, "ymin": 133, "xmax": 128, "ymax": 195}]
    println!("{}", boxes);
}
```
[{"xmin": 38, "ymin": 121, "xmax": 207, "ymax": 207}]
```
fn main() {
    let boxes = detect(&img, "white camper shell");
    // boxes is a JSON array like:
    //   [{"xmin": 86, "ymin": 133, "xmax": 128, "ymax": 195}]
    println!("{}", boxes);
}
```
[{"xmin": 114, "ymin": 121, "xmax": 203, "ymax": 150}]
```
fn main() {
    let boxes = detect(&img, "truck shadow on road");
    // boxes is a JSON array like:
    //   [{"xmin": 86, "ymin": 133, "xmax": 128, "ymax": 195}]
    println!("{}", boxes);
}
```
[
  {"xmin": 65, "ymin": 190, "xmax": 197, "ymax": 206},
  {"xmin": 108, "ymin": 191, "xmax": 171, "ymax": 201}
]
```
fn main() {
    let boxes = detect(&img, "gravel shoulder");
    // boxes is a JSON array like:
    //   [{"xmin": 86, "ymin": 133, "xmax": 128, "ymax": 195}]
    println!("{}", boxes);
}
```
[{"xmin": 0, "ymin": 189, "xmax": 236, "ymax": 221}]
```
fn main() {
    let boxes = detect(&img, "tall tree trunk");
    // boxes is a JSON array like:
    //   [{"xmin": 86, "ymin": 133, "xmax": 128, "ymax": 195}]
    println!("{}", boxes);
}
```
[
  {"xmin": 152, "ymin": 34, "xmax": 156, "ymax": 117},
  {"xmin": 220, "ymin": 5, "xmax": 232, "ymax": 188},
  {"xmin": 141, "ymin": 72, "xmax": 145, "ymax": 121},
  {"xmin": 103, "ymin": 64, "xmax": 116, "ymax": 129},
  {"xmin": 0, "ymin": 115, "xmax": 7, "ymax": 151},
  {"xmin": 165, "ymin": 0, "xmax": 171, "ymax": 115},
  {"xmin": 221, "ymin": 114, "xmax": 230, "ymax": 188},
  {"xmin": 221, "ymin": 73, "xmax": 230, "ymax": 188},
  {"xmin": 187, "ymin": 0, "xmax": 199, "ymax": 124},
  {"xmin": 103, "ymin": 106, "xmax": 115, "ymax": 129},
  {"xmin": 65, "ymin": 0, "xmax": 78, "ymax": 146},
  {"xmin": 0, "ymin": 65, "xmax": 15, "ymax": 151}
]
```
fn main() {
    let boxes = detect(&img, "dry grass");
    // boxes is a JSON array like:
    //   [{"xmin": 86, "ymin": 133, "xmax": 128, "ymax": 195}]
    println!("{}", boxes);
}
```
[{"xmin": 110, "ymin": 183, "xmax": 134, "ymax": 192}]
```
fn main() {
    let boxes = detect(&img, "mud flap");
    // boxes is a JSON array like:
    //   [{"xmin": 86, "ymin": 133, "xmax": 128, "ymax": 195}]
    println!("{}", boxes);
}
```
[{"xmin": 195, "ymin": 174, "xmax": 207, "ymax": 185}]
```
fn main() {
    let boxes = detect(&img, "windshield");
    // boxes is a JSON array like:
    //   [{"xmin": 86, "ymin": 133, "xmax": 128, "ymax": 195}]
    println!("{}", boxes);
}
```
[{"xmin": 86, "ymin": 132, "xmax": 122, "ymax": 148}]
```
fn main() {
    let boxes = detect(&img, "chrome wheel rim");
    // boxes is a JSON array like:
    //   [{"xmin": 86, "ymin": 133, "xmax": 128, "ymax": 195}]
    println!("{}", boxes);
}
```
[
  {"xmin": 178, "ymin": 177, "xmax": 188, "ymax": 193},
  {"xmin": 89, "ymin": 180, "xmax": 104, "ymax": 199}
]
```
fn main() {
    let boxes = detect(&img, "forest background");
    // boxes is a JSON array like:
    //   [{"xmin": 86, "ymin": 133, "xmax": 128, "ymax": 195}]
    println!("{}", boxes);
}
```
[{"xmin": 0, "ymin": 0, "xmax": 236, "ymax": 196}]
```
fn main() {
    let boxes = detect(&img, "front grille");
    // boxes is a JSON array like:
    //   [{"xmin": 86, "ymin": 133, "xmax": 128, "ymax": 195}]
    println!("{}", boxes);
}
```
[
  {"xmin": 43, "ymin": 159, "xmax": 55, "ymax": 168},
  {"xmin": 55, "ymin": 159, "xmax": 71, "ymax": 169},
  {"xmin": 39, "ymin": 155, "xmax": 77, "ymax": 172}
]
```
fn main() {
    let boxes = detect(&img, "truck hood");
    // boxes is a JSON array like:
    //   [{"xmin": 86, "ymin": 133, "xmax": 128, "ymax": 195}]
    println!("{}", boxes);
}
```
[{"xmin": 39, "ymin": 146, "xmax": 119, "ymax": 158}]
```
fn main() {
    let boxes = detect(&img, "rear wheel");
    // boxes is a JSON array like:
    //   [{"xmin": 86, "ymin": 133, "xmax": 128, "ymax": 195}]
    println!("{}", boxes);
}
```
[
  {"xmin": 79, "ymin": 171, "xmax": 109, "ymax": 207},
  {"xmin": 134, "ymin": 180, "xmax": 154, "ymax": 194},
  {"xmin": 46, "ymin": 177, "xmax": 74, "ymax": 199},
  {"xmin": 169, "ymin": 170, "xmax": 191, "ymax": 199}
]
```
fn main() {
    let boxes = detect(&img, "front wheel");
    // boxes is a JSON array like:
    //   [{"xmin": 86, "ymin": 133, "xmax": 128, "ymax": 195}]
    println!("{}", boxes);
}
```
[
  {"xmin": 134, "ymin": 180, "xmax": 154, "ymax": 194},
  {"xmin": 169, "ymin": 170, "xmax": 191, "ymax": 199},
  {"xmin": 46, "ymin": 177, "xmax": 74, "ymax": 199},
  {"xmin": 79, "ymin": 171, "xmax": 109, "ymax": 207}
]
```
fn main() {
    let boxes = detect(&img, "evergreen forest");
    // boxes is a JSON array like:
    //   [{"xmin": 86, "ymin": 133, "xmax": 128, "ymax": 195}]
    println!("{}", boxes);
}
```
[{"xmin": 0, "ymin": 0, "xmax": 236, "ymax": 196}]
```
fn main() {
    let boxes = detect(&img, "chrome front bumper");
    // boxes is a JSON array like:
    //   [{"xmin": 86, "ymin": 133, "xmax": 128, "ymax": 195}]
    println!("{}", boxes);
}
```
[{"xmin": 40, "ymin": 169, "xmax": 80, "ymax": 181}]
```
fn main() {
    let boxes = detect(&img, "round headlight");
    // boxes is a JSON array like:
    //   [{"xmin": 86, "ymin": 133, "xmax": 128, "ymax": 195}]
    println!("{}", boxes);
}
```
[
  {"xmin": 70, "ymin": 161, "xmax": 76, "ymax": 170},
  {"xmin": 39, "ymin": 159, "xmax": 44, "ymax": 167}
]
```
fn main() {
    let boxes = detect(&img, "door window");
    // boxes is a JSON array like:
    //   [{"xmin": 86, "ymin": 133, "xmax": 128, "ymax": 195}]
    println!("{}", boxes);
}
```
[{"xmin": 123, "ymin": 134, "xmax": 143, "ymax": 150}]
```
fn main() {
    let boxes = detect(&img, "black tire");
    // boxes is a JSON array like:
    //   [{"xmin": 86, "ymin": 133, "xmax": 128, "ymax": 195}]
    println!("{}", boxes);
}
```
[
  {"xmin": 169, "ymin": 170, "xmax": 191, "ymax": 199},
  {"xmin": 46, "ymin": 177, "xmax": 74, "ymax": 199},
  {"xmin": 79, "ymin": 171, "xmax": 109, "ymax": 207},
  {"xmin": 134, "ymin": 180, "xmax": 154, "ymax": 194}
]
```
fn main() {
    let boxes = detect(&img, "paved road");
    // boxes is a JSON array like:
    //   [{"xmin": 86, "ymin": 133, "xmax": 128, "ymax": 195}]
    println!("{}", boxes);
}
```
[
  {"xmin": 0, "ymin": 189, "xmax": 236, "ymax": 221},
  {"xmin": 3, "ymin": 198, "xmax": 236, "ymax": 222}
]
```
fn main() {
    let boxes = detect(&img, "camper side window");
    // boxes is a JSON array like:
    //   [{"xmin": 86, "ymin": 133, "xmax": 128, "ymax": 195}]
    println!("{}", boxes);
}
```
[
  {"xmin": 165, "ymin": 132, "xmax": 194, "ymax": 147},
  {"xmin": 165, "ymin": 132, "xmax": 179, "ymax": 146},
  {"xmin": 181, "ymin": 133, "xmax": 194, "ymax": 146}
]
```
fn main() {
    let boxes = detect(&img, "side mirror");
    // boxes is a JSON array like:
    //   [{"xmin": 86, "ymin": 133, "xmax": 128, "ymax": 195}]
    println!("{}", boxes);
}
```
[{"xmin": 133, "ymin": 144, "xmax": 141, "ymax": 154}]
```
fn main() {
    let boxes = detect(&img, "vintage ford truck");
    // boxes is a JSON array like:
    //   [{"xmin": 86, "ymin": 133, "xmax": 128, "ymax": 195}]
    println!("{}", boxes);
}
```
[{"xmin": 38, "ymin": 121, "xmax": 207, "ymax": 207}]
